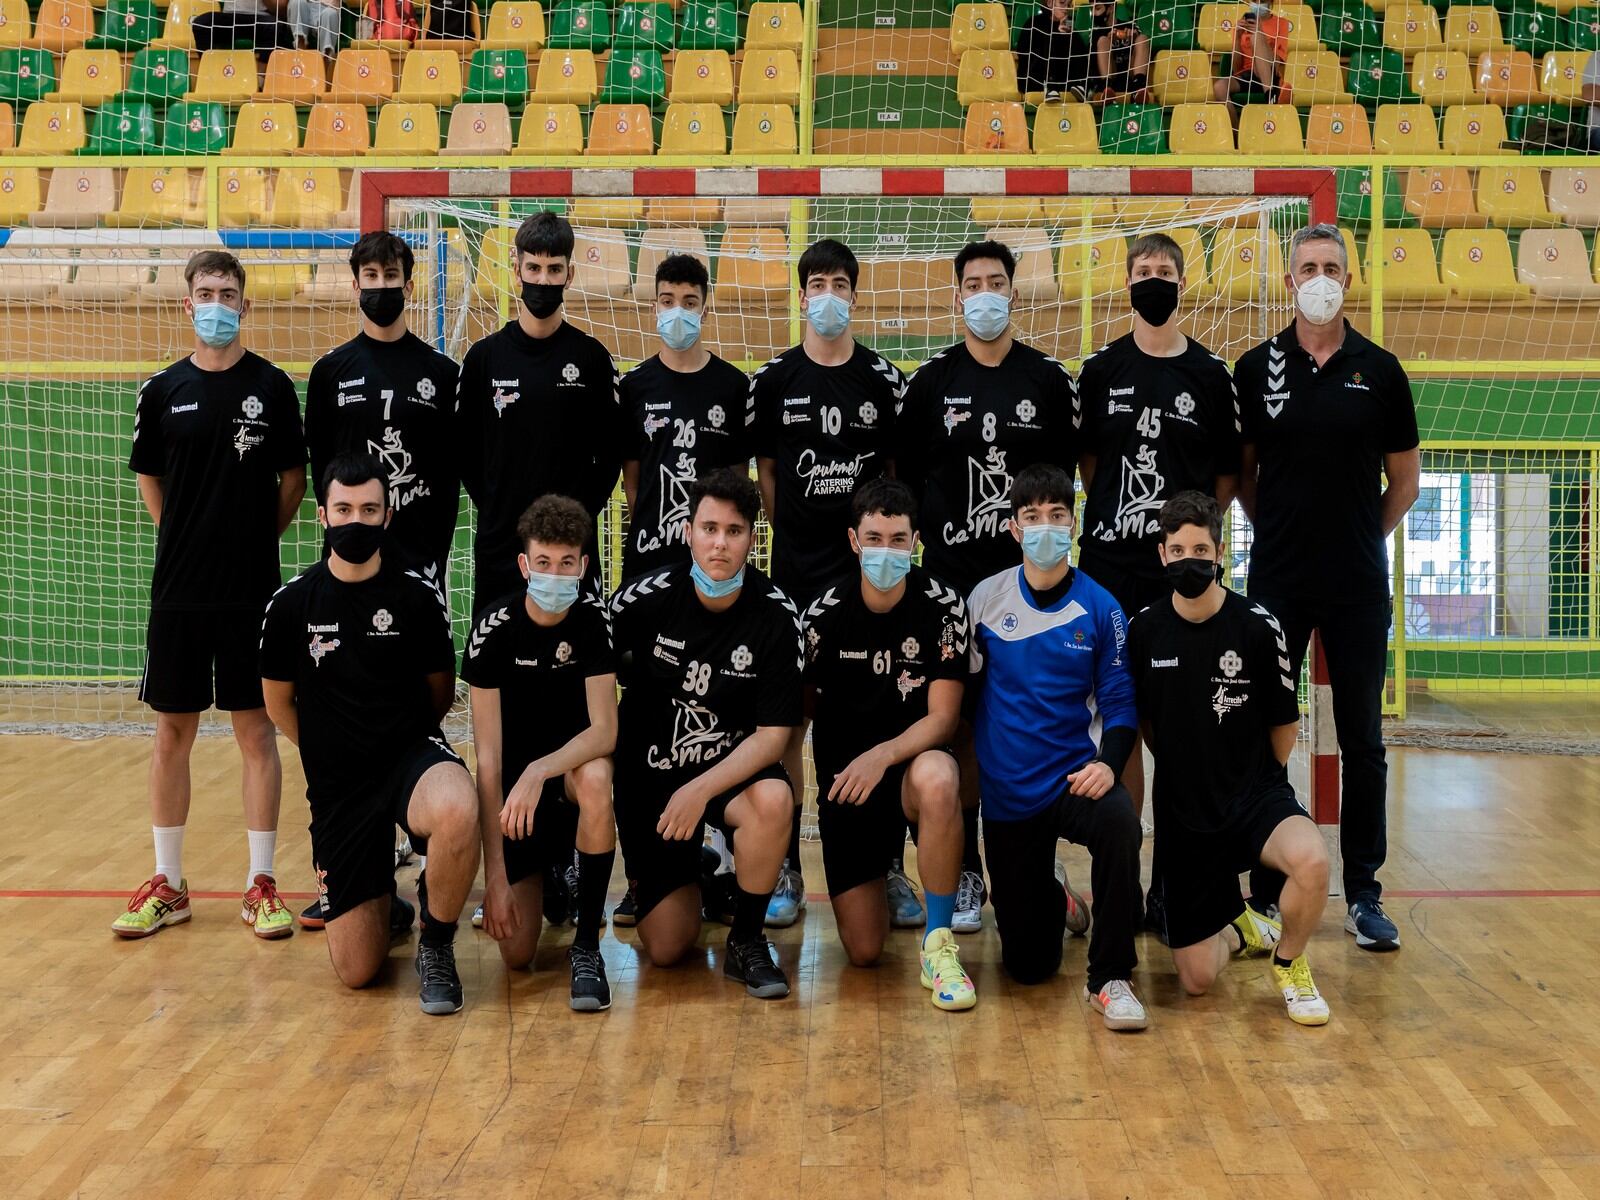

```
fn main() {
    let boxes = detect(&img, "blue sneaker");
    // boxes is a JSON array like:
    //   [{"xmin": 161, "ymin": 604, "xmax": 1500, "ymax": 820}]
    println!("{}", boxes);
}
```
[
  {"xmin": 765, "ymin": 863, "xmax": 805, "ymax": 928},
  {"xmin": 886, "ymin": 866, "xmax": 924, "ymax": 928},
  {"xmin": 1345, "ymin": 898, "xmax": 1400, "ymax": 951}
]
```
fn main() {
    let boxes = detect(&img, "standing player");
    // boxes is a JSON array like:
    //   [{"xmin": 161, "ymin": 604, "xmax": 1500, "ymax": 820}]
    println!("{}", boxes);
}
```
[
  {"xmin": 117, "ymin": 250, "xmax": 306, "ymax": 942},
  {"xmin": 968, "ymin": 464, "xmax": 1148, "ymax": 1030},
  {"xmin": 1235, "ymin": 223, "xmax": 1420, "ymax": 951},
  {"xmin": 261, "ymin": 453, "xmax": 481, "ymax": 1014},
  {"xmin": 802, "ymin": 478, "xmax": 975, "ymax": 1010},
  {"xmin": 463, "ymin": 495, "xmax": 618, "ymax": 1012},
  {"xmin": 751, "ymin": 237, "xmax": 905, "ymax": 927},
  {"xmin": 609, "ymin": 468, "xmax": 801, "ymax": 998},
  {"xmin": 896, "ymin": 238, "xmax": 1080, "ymax": 934},
  {"xmin": 1129, "ymin": 492, "xmax": 1330, "ymax": 1025}
]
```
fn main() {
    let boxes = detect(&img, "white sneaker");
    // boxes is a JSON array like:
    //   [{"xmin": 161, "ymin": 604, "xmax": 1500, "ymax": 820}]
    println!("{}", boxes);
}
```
[
  {"xmin": 1272, "ymin": 955, "xmax": 1331, "ymax": 1027},
  {"xmin": 1053, "ymin": 860, "xmax": 1089, "ymax": 936},
  {"xmin": 952, "ymin": 869, "xmax": 986, "ymax": 933},
  {"xmin": 1084, "ymin": 980, "xmax": 1149, "ymax": 1031}
]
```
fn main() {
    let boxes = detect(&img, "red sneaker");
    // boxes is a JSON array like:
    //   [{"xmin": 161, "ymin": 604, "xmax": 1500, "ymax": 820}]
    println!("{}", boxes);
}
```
[
  {"xmin": 111, "ymin": 874, "xmax": 191, "ymax": 938},
  {"xmin": 241, "ymin": 873, "xmax": 294, "ymax": 939}
]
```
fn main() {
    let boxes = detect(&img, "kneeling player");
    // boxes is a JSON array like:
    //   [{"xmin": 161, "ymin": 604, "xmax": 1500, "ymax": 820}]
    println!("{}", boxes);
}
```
[
  {"xmin": 261, "ymin": 453, "xmax": 481, "ymax": 1015},
  {"xmin": 464, "ymin": 495, "xmax": 618, "ymax": 1011},
  {"xmin": 802, "ymin": 479, "xmax": 974, "ymax": 1010},
  {"xmin": 1128, "ymin": 492, "xmax": 1330, "ymax": 1026},
  {"xmin": 609, "ymin": 468, "xmax": 801, "ymax": 998}
]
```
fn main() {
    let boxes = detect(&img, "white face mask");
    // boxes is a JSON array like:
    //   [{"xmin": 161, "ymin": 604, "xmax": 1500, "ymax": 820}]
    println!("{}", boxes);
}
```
[{"xmin": 1294, "ymin": 274, "xmax": 1344, "ymax": 326}]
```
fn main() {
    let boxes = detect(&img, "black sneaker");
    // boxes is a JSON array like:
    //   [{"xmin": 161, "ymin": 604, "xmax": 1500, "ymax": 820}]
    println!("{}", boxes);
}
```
[
  {"xmin": 415, "ymin": 941, "xmax": 463, "ymax": 1015},
  {"xmin": 611, "ymin": 881, "xmax": 639, "ymax": 928},
  {"xmin": 569, "ymin": 945, "xmax": 611, "ymax": 1012},
  {"xmin": 724, "ymin": 938, "xmax": 790, "ymax": 999},
  {"xmin": 1143, "ymin": 883, "xmax": 1169, "ymax": 947},
  {"xmin": 389, "ymin": 891, "xmax": 415, "ymax": 941},
  {"xmin": 298, "ymin": 897, "xmax": 326, "ymax": 930},
  {"xmin": 542, "ymin": 861, "xmax": 571, "ymax": 927}
]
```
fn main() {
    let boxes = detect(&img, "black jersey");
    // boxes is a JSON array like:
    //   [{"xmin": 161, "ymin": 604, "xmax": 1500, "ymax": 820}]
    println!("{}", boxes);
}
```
[
  {"xmin": 801, "ymin": 566, "xmax": 969, "ymax": 776},
  {"xmin": 896, "ymin": 340, "xmax": 1080, "ymax": 597},
  {"xmin": 619, "ymin": 352, "xmax": 751, "ymax": 581},
  {"xmin": 749, "ymin": 342, "xmax": 905, "ymax": 596},
  {"xmin": 304, "ymin": 331, "xmax": 461, "ymax": 571},
  {"xmin": 455, "ymin": 319, "xmax": 622, "ymax": 574},
  {"xmin": 609, "ymin": 563, "xmax": 803, "ymax": 791},
  {"xmin": 129, "ymin": 351, "xmax": 306, "ymax": 612},
  {"xmin": 1077, "ymin": 333, "xmax": 1241, "ymax": 579},
  {"xmin": 259, "ymin": 557, "xmax": 456, "ymax": 801},
  {"xmin": 1127, "ymin": 589, "xmax": 1300, "ymax": 834},
  {"xmin": 460, "ymin": 588, "xmax": 615, "ymax": 790}
]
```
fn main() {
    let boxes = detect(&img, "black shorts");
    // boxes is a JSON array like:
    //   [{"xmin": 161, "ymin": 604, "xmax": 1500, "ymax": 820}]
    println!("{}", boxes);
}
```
[
  {"xmin": 615, "ymin": 760, "xmax": 792, "ymax": 921},
  {"xmin": 1156, "ymin": 786, "xmax": 1310, "ymax": 949},
  {"xmin": 1075, "ymin": 553, "xmax": 1169, "ymax": 619},
  {"xmin": 139, "ymin": 606, "xmax": 266, "ymax": 713},
  {"xmin": 310, "ymin": 734, "xmax": 465, "ymax": 920},
  {"xmin": 815, "ymin": 761, "xmax": 910, "ymax": 897},
  {"xmin": 500, "ymin": 776, "xmax": 580, "ymax": 887}
]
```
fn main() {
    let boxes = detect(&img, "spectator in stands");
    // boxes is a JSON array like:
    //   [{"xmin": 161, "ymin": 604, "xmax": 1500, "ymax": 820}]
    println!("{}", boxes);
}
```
[
  {"xmin": 423, "ymin": 0, "xmax": 477, "ymax": 40},
  {"xmin": 1216, "ymin": 2, "xmax": 1290, "ymax": 112},
  {"xmin": 1016, "ymin": 0, "xmax": 1096, "ymax": 102},
  {"xmin": 288, "ymin": 0, "xmax": 342, "ymax": 63},
  {"xmin": 194, "ymin": 0, "xmax": 298, "ymax": 57},
  {"xmin": 358, "ymin": 0, "xmax": 418, "ymax": 44},
  {"xmin": 1093, "ymin": 1, "xmax": 1151, "ymax": 103},
  {"xmin": 1584, "ymin": 51, "xmax": 1600, "ymax": 152}
]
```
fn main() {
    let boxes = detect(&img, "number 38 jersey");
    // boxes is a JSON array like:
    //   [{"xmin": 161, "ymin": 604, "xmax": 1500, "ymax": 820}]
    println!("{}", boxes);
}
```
[{"xmin": 609, "ymin": 563, "xmax": 803, "ymax": 792}]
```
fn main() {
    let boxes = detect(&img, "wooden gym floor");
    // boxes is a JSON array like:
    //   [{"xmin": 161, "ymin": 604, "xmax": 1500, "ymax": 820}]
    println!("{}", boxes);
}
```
[{"xmin": 2, "ymin": 734, "xmax": 1598, "ymax": 1200}]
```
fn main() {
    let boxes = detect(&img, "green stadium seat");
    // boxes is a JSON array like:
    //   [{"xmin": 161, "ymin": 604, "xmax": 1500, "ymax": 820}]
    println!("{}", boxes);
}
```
[
  {"xmin": 1348, "ymin": 48, "xmax": 1416, "ymax": 105},
  {"xmin": 124, "ymin": 47, "xmax": 190, "ymax": 102},
  {"xmin": 1320, "ymin": 2, "xmax": 1384, "ymax": 52},
  {"xmin": 1139, "ymin": 0, "xmax": 1198, "ymax": 51},
  {"xmin": 1569, "ymin": 7, "xmax": 1600, "ymax": 53},
  {"xmin": 1505, "ymin": 5, "xmax": 1560, "ymax": 54},
  {"xmin": 86, "ymin": 97, "xmax": 157, "ymax": 152},
  {"xmin": 1336, "ymin": 165, "xmax": 1411, "ymax": 227},
  {"xmin": 0, "ymin": 48, "xmax": 58, "ymax": 105},
  {"xmin": 678, "ymin": 0, "xmax": 738, "ymax": 51},
  {"xmin": 463, "ymin": 48, "xmax": 529, "ymax": 102},
  {"xmin": 615, "ymin": 2, "xmax": 675, "ymax": 50},
  {"xmin": 547, "ymin": 0, "xmax": 610, "ymax": 50},
  {"xmin": 1505, "ymin": 100, "xmax": 1581, "ymax": 143},
  {"xmin": 162, "ymin": 99, "xmax": 227, "ymax": 153},
  {"xmin": 89, "ymin": 0, "xmax": 158, "ymax": 51},
  {"xmin": 599, "ymin": 47, "xmax": 665, "ymax": 103},
  {"xmin": 1099, "ymin": 102, "xmax": 1166, "ymax": 153}
]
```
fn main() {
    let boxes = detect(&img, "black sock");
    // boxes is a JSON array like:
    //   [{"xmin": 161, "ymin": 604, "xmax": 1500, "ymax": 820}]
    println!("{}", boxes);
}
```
[
  {"xmin": 420, "ymin": 905, "xmax": 456, "ymax": 949},
  {"xmin": 729, "ymin": 883, "xmax": 770, "ymax": 946},
  {"xmin": 961, "ymin": 807, "xmax": 983, "ymax": 876},
  {"xmin": 1273, "ymin": 953, "xmax": 1295, "ymax": 969},
  {"xmin": 574, "ymin": 849, "xmax": 614, "ymax": 951},
  {"xmin": 786, "ymin": 805, "xmax": 803, "ymax": 874}
]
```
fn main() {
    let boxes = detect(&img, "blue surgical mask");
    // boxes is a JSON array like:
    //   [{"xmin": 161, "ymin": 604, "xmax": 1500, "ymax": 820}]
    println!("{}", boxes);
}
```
[
  {"xmin": 962, "ymin": 291, "xmax": 1011, "ymax": 342},
  {"xmin": 691, "ymin": 560, "xmax": 744, "ymax": 598},
  {"xmin": 192, "ymin": 301, "xmax": 240, "ymax": 348},
  {"xmin": 1020, "ymin": 523, "xmax": 1074, "ymax": 570},
  {"xmin": 860, "ymin": 547, "xmax": 913, "ymax": 591},
  {"xmin": 804, "ymin": 292, "xmax": 851, "ymax": 339},
  {"xmin": 656, "ymin": 305, "xmax": 702, "ymax": 352},
  {"xmin": 525, "ymin": 570, "xmax": 580, "ymax": 614}
]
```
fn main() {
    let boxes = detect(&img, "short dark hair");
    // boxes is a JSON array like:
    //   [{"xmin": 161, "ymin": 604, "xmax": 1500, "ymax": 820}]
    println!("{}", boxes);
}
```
[
  {"xmin": 514, "ymin": 211, "xmax": 574, "ymax": 260},
  {"xmin": 516, "ymin": 494, "xmax": 591, "ymax": 550},
  {"xmin": 655, "ymin": 252, "xmax": 709, "ymax": 299},
  {"xmin": 955, "ymin": 240, "xmax": 1016, "ymax": 284},
  {"xmin": 1157, "ymin": 490, "xmax": 1223, "ymax": 545},
  {"xmin": 184, "ymin": 249, "xmax": 245, "ymax": 292},
  {"xmin": 1010, "ymin": 463, "xmax": 1076, "ymax": 516},
  {"xmin": 688, "ymin": 466, "xmax": 761, "ymax": 527},
  {"xmin": 1126, "ymin": 232, "xmax": 1184, "ymax": 278},
  {"xmin": 349, "ymin": 230, "xmax": 414, "ymax": 282},
  {"xmin": 797, "ymin": 237, "xmax": 859, "ymax": 290},
  {"xmin": 321, "ymin": 451, "xmax": 389, "ymax": 504},
  {"xmin": 851, "ymin": 476, "xmax": 918, "ymax": 531}
]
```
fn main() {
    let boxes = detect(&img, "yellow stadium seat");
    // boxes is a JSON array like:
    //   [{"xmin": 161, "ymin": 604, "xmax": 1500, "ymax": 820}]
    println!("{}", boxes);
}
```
[
  {"xmin": 661, "ymin": 101, "xmax": 727, "ymax": 155},
  {"xmin": 1540, "ymin": 52, "xmax": 1587, "ymax": 102},
  {"xmin": 721, "ymin": 197, "xmax": 791, "ymax": 226},
  {"xmin": 1168, "ymin": 101, "xmax": 1233, "ymax": 151},
  {"xmin": 1284, "ymin": 51, "xmax": 1351, "ymax": 105},
  {"xmin": 1476, "ymin": 50, "xmax": 1538, "ymax": 105},
  {"xmin": 1548, "ymin": 167, "xmax": 1600, "ymax": 226},
  {"xmin": 443, "ymin": 102, "xmax": 513, "ymax": 154},
  {"xmin": 235, "ymin": 251, "xmax": 311, "ymax": 302},
  {"xmin": 107, "ymin": 166, "xmax": 195, "ymax": 227},
  {"xmin": 1441, "ymin": 227, "xmax": 1529, "ymax": 300},
  {"xmin": 302, "ymin": 102, "xmax": 370, "ymax": 155},
  {"xmin": 0, "ymin": 165, "xmax": 41, "ymax": 223},
  {"xmin": 963, "ymin": 100, "xmax": 1028, "ymax": 152},
  {"xmin": 1413, "ymin": 50, "xmax": 1477, "ymax": 106},
  {"xmin": 670, "ymin": 49, "xmax": 733, "ymax": 104},
  {"xmin": 957, "ymin": 48, "xmax": 1019, "ymax": 104},
  {"xmin": 1119, "ymin": 199, "xmax": 1187, "ymax": 231},
  {"xmin": 633, "ymin": 227, "xmax": 712, "ymax": 301},
  {"xmin": 152, "ymin": 0, "xmax": 217, "ymax": 51},
  {"xmin": 395, "ymin": 50, "xmax": 464, "ymax": 105},
  {"xmin": 1405, "ymin": 166, "xmax": 1484, "ymax": 227},
  {"xmin": 1198, "ymin": 3, "xmax": 1246, "ymax": 52},
  {"xmin": 1444, "ymin": 5, "xmax": 1504, "ymax": 55},
  {"xmin": 59, "ymin": 248, "xmax": 151, "ymax": 304},
  {"xmin": 48, "ymin": 49, "xmax": 122, "ymax": 105},
  {"xmin": 268, "ymin": 167, "xmax": 343, "ymax": 228},
  {"xmin": 1152, "ymin": 50, "xmax": 1214, "ymax": 105},
  {"xmin": 567, "ymin": 227, "xmax": 631, "ymax": 298},
  {"xmin": 1515, "ymin": 228, "xmax": 1600, "ymax": 297},
  {"xmin": 533, "ymin": 48, "xmax": 597, "ymax": 103},
  {"xmin": 1383, "ymin": 4, "xmax": 1443, "ymax": 53},
  {"xmin": 972, "ymin": 197, "xmax": 1044, "ymax": 225},
  {"xmin": 472, "ymin": 225, "xmax": 512, "ymax": 300},
  {"xmin": 1370, "ymin": 228, "xmax": 1447, "ymax": 300},
  {"xmin": 1032, "ymin": 100, "xmax": 1097, "ymax": 153},
  {"xmin": 587, "ymin": 102, "xmax": 653, "ymax": 154},
  {"xmin": 374, "ymin": 102, "xmax": 440, "ymax": 153},
  {"xmin": 0, "ymin": 0, "xmax": 31, "ymax": 47},
  {"xmin": 225, "ymin": 101, "xmax": 299, "ymax": 155},
  {"xmin": 13, "ymin": 100, "xmax": 86, "ymax": 152},
  {"xmin": 1334, "ymin": 227, "xmax": 1368, "ymax": 301},
  {"xmin": 1212, "ymin": 228, "xmax": 1287, "ymax": 301},
  {"xmin": 859, "ymin": 257, "xmax": 954, "ymax": 311},
  {"xmin": 30, "ymin": 164, "xmax": 112, "ymax": 227},
  {"xmin": 731, "ymin": 102, "xmax": 796, "ymax": 154},
  {"xmin": 27, "ymin": 0, "xmax": 92, "ymax": 51},
  {"xmin": 0, "ymin": 246, "xmax": 67, "ymax": 300},
  {"xmin": 1442, "ymin": 102, "xmax": 1511, "ymax": 153},
  {"xmin": 568, "ymin": 198, "xmax": 644, "ymax": 225},
  {"xmin": 1238, "ymin": 103, "xmax": 1304, "ymax": 153},
  {"xmin": 262, "ymin": 49, "xmax": 326, "ymax": 101},
  {"xmin": 644, "ymin": 196, "xmax": 722, "ymax": 225},
  {"xmin": 186, "ymin": 50, "xmax": 258, "ymax": 103},
  {"xmin": 952, "ymin": 3, "xmax": 1010, "ymax": 52},
  {"xmin": 331, "ymin": 48, "xmax": 394, "ymax": 103},
  {"xmin": 1041, "ymin": 196, "xmax": 1114, "ymax": 228},
  {"xmin": 218, "ymin": 165, "xmax": 267, "ymax": 226},
  {"xmin": 0, "ymin": 101, "xmax": 11, "ymax": 149},
  {"xmin": 739, "ymin": 48, "xmax": 800, "ymax": 104},
  {"xmin": 985, "ymin": 226, "xmax": 1059, "ymax": 302},
  {"xmin": 483, "ymin": 1, "xmax": 545, "ymax": 51},
  {"xmin": 515, "ymin": 101, "xmax": 582, "ymax": 154},
  {"xmin": 1278, "ymin": 3, "xmax": 1319, "ymax": 48},
  {"xmin": 716, "ymin": 226, "xmax": 789, "ymax": 302},
  {"xmin": 1374, "ymin": 102, "xmax": 1440, "ymax": 153},
  {"xmin": 1476, "ymin": 165, "xmax": 1555, "ymax": 226},
  {"xmin": 1058, "ymin": 235, "xmax": 1128, "ymax": 300},
  {"xmin": 745, "ymin": 2, "xmax": 802, "ymax": 52},
  {"xmin": 1305, "ymin": 105, "xmax": 1373, "ymax": 154}
]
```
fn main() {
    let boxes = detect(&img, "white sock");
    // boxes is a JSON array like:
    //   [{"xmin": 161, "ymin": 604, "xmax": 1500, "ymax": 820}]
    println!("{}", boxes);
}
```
[
  {"xmin": 153, "ymin": 825, "xmax": 185, "ymax": 886},
  {"xmin": 246, "ymin": 828, "xmax": 277, "ymax": 889}
]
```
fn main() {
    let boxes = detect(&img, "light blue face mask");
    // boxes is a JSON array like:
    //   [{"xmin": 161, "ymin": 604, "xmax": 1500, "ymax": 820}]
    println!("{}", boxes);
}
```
[
  {"xmin": 525, "ymin": 569, "xmax": 581, "ymax": 614},
  {"xmin": 804, "ymin": 292, "xmax": 851, "ymax": 339},
  {"xmin": 691, "ymin": 559, "xmax": 745, "ymax": 598},
  {"xmin": 860, "ymin": 546, "xmax": 913, "ymax": 591},
  {"xmin": 656, "ymin": 305, "xmax": 702, "ymax": 352},
  {"xmin": 192, "ymin": 301, "xmax": 241, "ymax": 348},
  {"xmin": 962, "ymin": 291, "xmax": 1011, "ymax": 342},
  {"xmin": 1020, "ymin": 523, "xmax": 1074, "ymax": 571}
]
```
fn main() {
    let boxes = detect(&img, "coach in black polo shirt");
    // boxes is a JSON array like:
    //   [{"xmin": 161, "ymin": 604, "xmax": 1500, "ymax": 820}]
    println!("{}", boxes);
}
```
[{"xmin": 1233, "ymin": 223, "xmax": 1420, "ymax": 954}]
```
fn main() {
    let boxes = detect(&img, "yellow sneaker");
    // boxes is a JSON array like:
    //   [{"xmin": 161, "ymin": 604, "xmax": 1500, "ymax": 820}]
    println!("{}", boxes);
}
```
[
  {"xmin": 1231, "ymin": 905, "xmax": 1282, "ymax": 959},
  {"xmin": 111, "ymin": 874, "xmax": 191, "ymax": 938},
  {"xmin": 920, "ymin": 927, "xmax": 977, "ymax": 1011},
  {"xmin": 241, "ymin": 874, "xmax": 294, "ymax": 940},
  {"xmin": 1272, "ymin": 954, "xmax": 1331, "ymax": 1026}
]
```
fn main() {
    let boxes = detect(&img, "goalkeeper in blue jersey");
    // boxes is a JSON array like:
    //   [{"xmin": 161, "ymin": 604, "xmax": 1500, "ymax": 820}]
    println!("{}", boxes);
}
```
[{"xmin": 966, "ymin": 463, "xmax": 1149, "ymax": 1031}]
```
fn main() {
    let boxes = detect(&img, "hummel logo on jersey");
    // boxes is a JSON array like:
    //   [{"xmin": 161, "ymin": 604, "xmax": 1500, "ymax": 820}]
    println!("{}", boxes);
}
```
[
  {"xmin": 561, "ymin": 362, "xmax": 580, "ymax": 384},
  {"xmin": 170, "ymin": 402, "xmax": 198, "ymax": 414},
  {"xmin": 514, "ymin": 656, "xmax": 538, "ymax": 667},
  {"xmin": 467, "ymin": 606, "xmax": 509, "ymax": 659},
  {"xmin": 372, "ymin": 608, "xmax": 393, "ymax": 632},
  {"xmin": 708, "ymin": 405, "xmax": 726, "ymax": 429},
  {"xmin": 338, "ymin": 377, "xmax": 365, "ymax": 389},
  {"xmin": 242, "ymin": 396, "xmax": 263, "ymax": 419},
  {"xmin": 1109, "ymin": 386, "xmax": 1135, "ymax": 397},
  {"xmin": 1151, "ymin": 657, "xmax": 1179, "ymax": 668},
  {"xmin": 1219, "ymin": 650, "xmax": 1243, "ymax": 678},
  {"xmin": 308, "ymin": 632, "xmax": 340, "ymax": 665},
  {"xmin": 730, "ymin": 644, "xmax": 753, "ymax": 672}
]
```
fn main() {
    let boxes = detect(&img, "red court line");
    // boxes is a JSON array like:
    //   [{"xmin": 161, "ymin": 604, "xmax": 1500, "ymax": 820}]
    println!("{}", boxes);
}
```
[{"xmin": 4, "ymin": 888, "xmax": 1600, "ymax": 902}]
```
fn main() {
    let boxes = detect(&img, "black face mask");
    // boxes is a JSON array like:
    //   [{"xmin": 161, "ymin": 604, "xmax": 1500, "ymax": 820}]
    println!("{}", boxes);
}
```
[
  {"xmin": 521, "ymin": 281, "xmax": 565, "ymax": 319},
  {"xmin": 1129, "ymin": 276, "xmax": 1180, "ymax": 326},
  {"xmin": 1165, "ymin": 556, "xmax": 1220, "ymax": 600},
  {"xmin": 359, "ymin": 285, "xmax": 406, "ymax": 328},
  {"xmin": 325, "ymin": 519, "xmax": 385, "ymax": 565}
]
